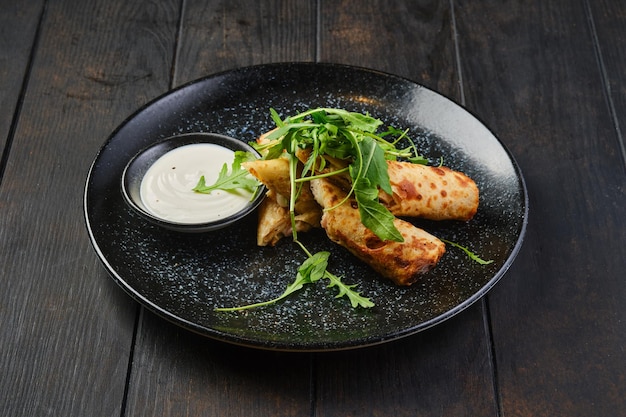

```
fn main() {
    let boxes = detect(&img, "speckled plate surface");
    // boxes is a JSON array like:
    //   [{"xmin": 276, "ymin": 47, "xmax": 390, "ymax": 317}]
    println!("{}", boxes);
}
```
[{"xmin": 84, "ymin": 63, "xmax": 528, "ymax": 351}]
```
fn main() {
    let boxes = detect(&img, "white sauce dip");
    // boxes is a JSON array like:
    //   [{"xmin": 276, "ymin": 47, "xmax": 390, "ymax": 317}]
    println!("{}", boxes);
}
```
[{"xmin": 140, "ymin": 143, "xmax": 254, "ymax": 224}]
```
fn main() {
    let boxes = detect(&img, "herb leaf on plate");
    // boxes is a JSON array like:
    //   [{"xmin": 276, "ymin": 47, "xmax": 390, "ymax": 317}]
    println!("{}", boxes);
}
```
[
  {"xmin": 193, "ymin": 150, "xmax": 259, "ymax": 194},
  {"xmin": 215, "ymin": 251, "xmax": 330, "ymax": 312}
]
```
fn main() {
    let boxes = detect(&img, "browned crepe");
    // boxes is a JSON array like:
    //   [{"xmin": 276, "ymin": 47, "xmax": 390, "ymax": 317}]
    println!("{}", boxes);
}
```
[
  {"xmin": 243, "ymin": 158, "xmax": 322, "ymax": 222},
  {"xmin": 256, "ymin": 190, "xmax": 318, "ymax": 246},
  {"xmin": 380, "ymin": 161, "xmax": 479, "ymax": 221},
  {"xmin": 310, "ymin": 178, "xmax": 446, "ymax": 286},
  {"xmin": 245, "ymin": 158, "xmax": 479, "ymax": 223}
]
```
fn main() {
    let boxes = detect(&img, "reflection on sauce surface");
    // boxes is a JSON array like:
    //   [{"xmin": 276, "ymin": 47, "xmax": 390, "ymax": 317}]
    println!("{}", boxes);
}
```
[{"xmin": 140, "ymin": 143, "xmax": 253, "ymax": 223}]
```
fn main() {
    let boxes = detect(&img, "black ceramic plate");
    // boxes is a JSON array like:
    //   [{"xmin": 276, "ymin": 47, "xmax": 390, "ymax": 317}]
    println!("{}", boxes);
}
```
[{"xmin": 84, "ymin": 63, "xmax": 528, "ymax": 351}]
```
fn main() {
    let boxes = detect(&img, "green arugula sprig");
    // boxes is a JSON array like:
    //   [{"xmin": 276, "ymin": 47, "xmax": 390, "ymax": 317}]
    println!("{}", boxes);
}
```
[
  {"xmin": 215, "ymin": 249, "xmax": 374, "ymax": 312},
  {"xmin": 193, "ymin": 150, "xmax": 260, "ymax": 195},
  {"xmin": 215, "ymin": 251, "xmax": 330, "ymax": 312},
  {"xmin": 256, "ymin": 107, "xmax": 427, "ymax": 243},
  {"xmin": 440, "ymin": 239, "xmax": 494, "ymax": 265}
]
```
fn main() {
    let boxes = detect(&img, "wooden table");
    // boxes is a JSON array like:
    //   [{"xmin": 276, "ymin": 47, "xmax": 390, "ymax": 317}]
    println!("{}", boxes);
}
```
[{"xmin": 1, "ymin": 1, "xmax": 624, "ymax": 415}]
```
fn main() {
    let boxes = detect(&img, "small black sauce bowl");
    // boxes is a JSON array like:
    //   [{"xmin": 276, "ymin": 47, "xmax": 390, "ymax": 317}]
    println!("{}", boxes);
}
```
[{"xmin": 121, "ymin": 132, "xmax": 265, "ymax": 232}]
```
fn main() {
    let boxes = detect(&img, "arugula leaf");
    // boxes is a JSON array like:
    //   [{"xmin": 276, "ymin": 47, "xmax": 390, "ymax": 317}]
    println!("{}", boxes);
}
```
[
  {"xmin": 408, "ymin": 155, "xmax": 429, "ymax": 165},
  {"xmin": 269, "ymin": 107, "xmax": 285, "ymax": 127},
  {"xmin": 353, "ymin": 177, "xmax": 404, "ymax": 242},
  {"xmin": 215, "ymin": 250, "xmax": 375, "ymax": 311},
  {"xmin": 353, "ymin": 135, "xmax": 392, "ymax": 195},
  {"xmin": 215, "ymin": 251, "xmax": 330, "ymax": 312},
  {"xmin": 324, "ymin": 108, "xmax": 383, "ymax": 133},
  {"xmin": 193, "ymin": 151, "xmax": 259, "ymax": 194},
  {"xmin": 324, "ymin": 270, "xmax": 374, "ymax": 308},
  {"xmin": 261, "ymin": 108, "xmax": 424, "ymax": 242},
  {"xmin": 441, "ymin": 239, "xmax": 494, "ymax": 265},
  {"xmin": 216, "ymin": 249, "xmax": 377, "ymax": 311},
  {"xmin": 300, "ymin": 251, "xmax": 331, "ymax": 282}
]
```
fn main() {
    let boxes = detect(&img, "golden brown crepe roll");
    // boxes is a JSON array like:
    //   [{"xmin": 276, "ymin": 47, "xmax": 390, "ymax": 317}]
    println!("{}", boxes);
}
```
[
  {"xmin": 295, "ymin": 149, "xmax": 352, "ymax": 190},
  {"xmin": 310, "ymin": 178, "xmax": 446, "ymax": 286},
  {"xmin": 243, "ymin": 158, "xmax": 291, "ymax": 197},
  {"xmin": 292, "ymin": 150, "xmax": 478, "ymax": 221},
  {"xmin": 380, "ymin": 161, "xmax": 479, "ymax": 221},
  {"xmin": 243, "ymin": 158, "xmax": 322, "ymax": 226},
  {"xmin": 257, "ymin": 191, "xmax": 292, "ymax": 246},
  {"xmin": 256, "ymin": 190, "xmax": 319, "ymax": 246},
  {"xmin": 246, "ymin": 158, "xmax": 322, "ymax": 246}
]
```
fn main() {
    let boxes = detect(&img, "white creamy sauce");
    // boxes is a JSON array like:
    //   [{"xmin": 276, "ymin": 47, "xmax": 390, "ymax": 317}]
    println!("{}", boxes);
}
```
[{"xmin": 140, "ymin": 143, "xmax": 253, "ymax": 224}]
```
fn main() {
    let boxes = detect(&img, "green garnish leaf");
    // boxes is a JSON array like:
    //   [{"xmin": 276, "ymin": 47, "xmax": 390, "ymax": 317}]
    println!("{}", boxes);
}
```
[
  {"xmin": 260, "ymin": 108, "xmax": 417, "ymax": 242},
  {"xmin": 353, "ymin": 135, "xmax": 392, "ymax": 195},
  {"xmin": 328, "ymin": 108, "xmax": 383, "ymax": 132},
  {"xmin": 193, "ymin": 151, "xmax": 259, "ymax": 194},
  {"xmin": 408, "ymin": 155, "xmax": 429, "ymax": 165},
  {"xmin": 441, "ymin": 239, "xmax": 494, "ymax": 265},
  {"xmin": 269, "ymin": 107, "xmax": 285, "ymax": 127},
  {"xmin": 215, "ymin": 251, "xmax": 330, "ymax": 312},
  {"xmin": 214, "ymin": 250, "xmax": 377, "ymax": 312},
  {"xmin": 353, "ymin": 177, "xmax": 404, "ymax": 242},
  {"xmin": 298, "ymin": 250, "xmax": 330, "ymax": 284},
  {"xmin": 324, "ymin": 270, "xmax": 375, "ymax": 308}
]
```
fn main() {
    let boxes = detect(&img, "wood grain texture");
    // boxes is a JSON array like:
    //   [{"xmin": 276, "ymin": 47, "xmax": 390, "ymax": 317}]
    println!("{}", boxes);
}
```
[
  {"xmin": 319, "ymin": 0, "xmax": 458, "ymax": 94},
  {"xmin": 589, "ymin": 0, "xmax": 626, "ymax": 165},
  {"xmin": 455, "ymin": 0, "xmax": 626, "ymax": 416},
  {"xmin": 315, "ymin": 303, "xmax": 497, "ymax": 417},
  {"xmin": 0, "ymin": 0, "xmax": 179, "ymax": 415},
  {"xmin": 126, "ymin": 311, "xmax": 313, "ymax": 417},
  {"xmin": 173, "ymin": 0, "xmax": 317, "ymax": 86},
  {"xmin": 0, "ymin": 1, "xmax": 44, "ymax": 164}
]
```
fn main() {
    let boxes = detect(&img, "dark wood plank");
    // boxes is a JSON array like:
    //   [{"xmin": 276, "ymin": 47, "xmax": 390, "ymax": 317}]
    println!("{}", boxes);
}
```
[
  {"xmin": 173, "ymin": 0, "xmax": 316, "ymax": 86},
  {"xmin": 455, "ymin": 1, "xmax": 626, "ymax": 416},
  {"xmin": 316, "ymin": 304, "xmax": 497, "ymax": 417},
  {"xmin": 590, "ymin": 0, "xmax": 626, "ymax": 164},
  {"xmin": 0, "ymin": 0, "xmax": 180, "ymax": 415},
  {"xmin": 128, "ymin": 311, "xmax": 313, "ymax": 416},
  {"xmin": 123, "ymin": 1, "xmax": 317, "ymax": 416},
  {"xmin": 316, "ymin": 1, "xmax": 498, "ymax": 416},
  {"xmin": 319, "ymin": 0, "xmax": 459, "ymax": 94},
  {"xmin": 0, "ymin": 1, "xmax": 44, "ymax": 162}
]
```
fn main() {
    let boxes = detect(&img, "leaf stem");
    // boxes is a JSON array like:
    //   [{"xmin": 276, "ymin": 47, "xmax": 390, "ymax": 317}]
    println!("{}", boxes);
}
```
[{"xmin": 441, "ymin": 238, "xmax": 494, "ymax": 265}]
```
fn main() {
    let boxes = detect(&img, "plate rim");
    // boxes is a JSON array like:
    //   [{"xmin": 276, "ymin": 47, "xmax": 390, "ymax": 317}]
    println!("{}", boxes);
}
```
[{"xmin": 84, "ymin": 62, "xmax": 529, "ymax": 351}]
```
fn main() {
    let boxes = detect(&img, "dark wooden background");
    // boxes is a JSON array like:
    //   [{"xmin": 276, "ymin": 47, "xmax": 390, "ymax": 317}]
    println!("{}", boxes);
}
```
[{"xmin": 1, "ymin": 1, "xmax": 624, "ymax": 416}]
